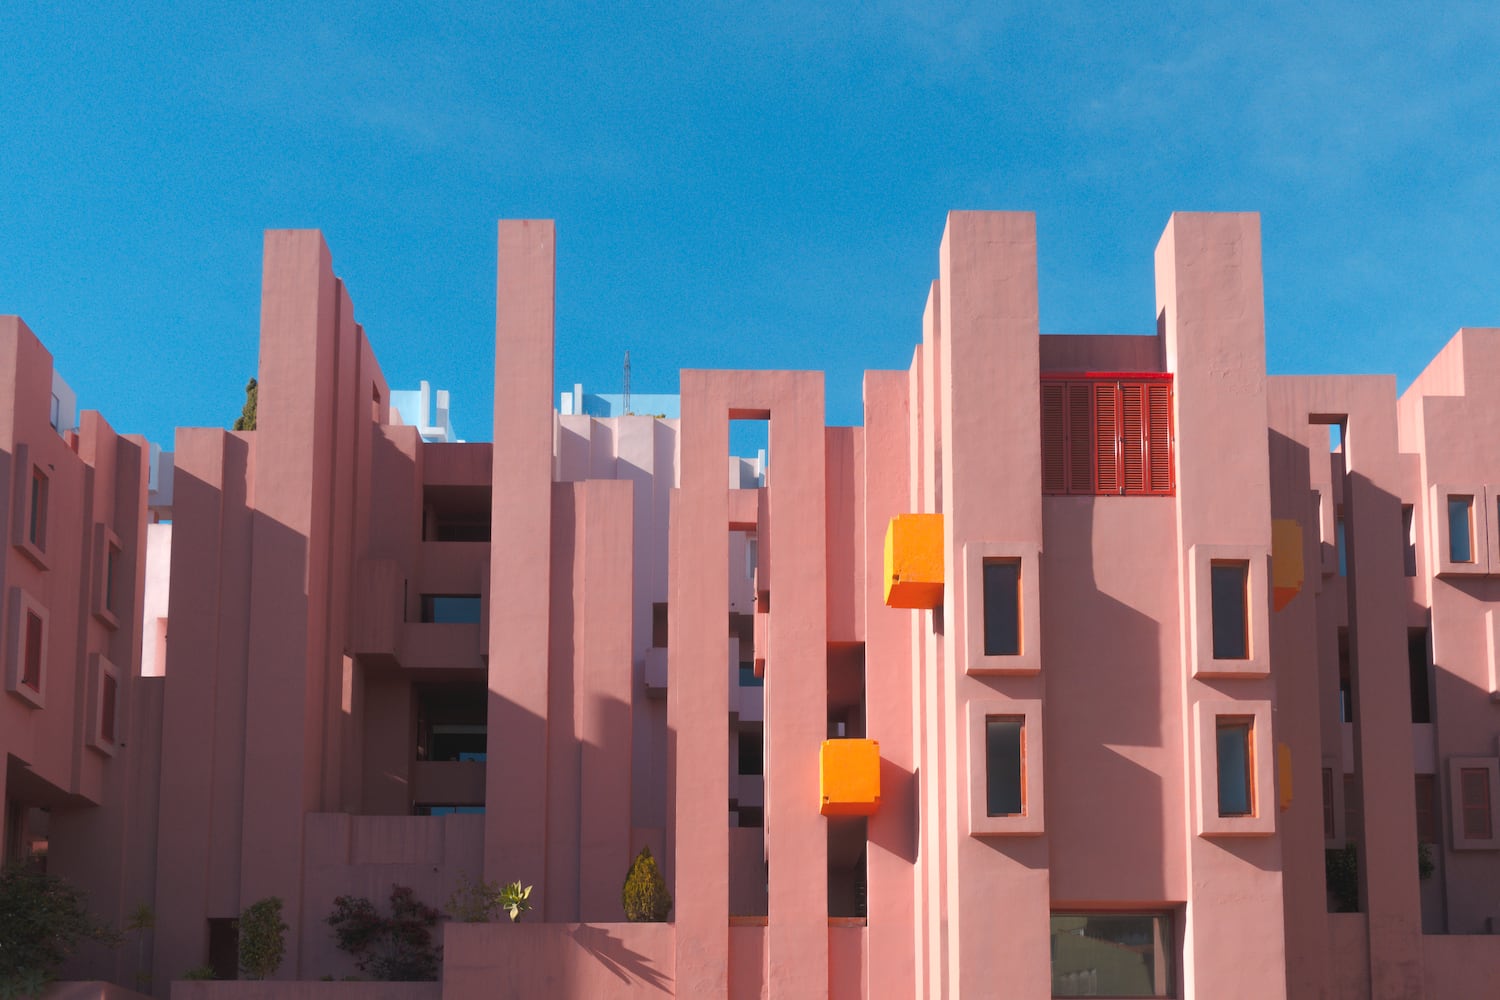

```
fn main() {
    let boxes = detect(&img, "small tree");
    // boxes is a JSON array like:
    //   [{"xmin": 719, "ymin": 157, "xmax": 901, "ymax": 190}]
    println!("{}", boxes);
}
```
[
  {"xmin": 621, "ymin": 847, "xmax": 672, "ymax": 922},
  {"xmin": 233, "ymin": 378, "xmax": 258, "ymax": 431},
  {"xmin": 445, "ymin": 874, "xmax": 532, "ymax": 923},
  {"xmin": 238, "ymin": 896, "xmax": 287, "ymax": 980},
  {"xmin": 328, "ymin": 885, "xmax": 441, "ymax": 982},
  {"xmin": 0, "ymin": 864, "xmax": 120, "ymax": 995}
]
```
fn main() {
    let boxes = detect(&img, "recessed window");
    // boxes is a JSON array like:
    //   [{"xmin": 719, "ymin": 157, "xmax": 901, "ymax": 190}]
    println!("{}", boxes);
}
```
[
  {"xmin": 1050, "ymin": 912, "xmax": 1173, "ymax": 998},
  {"xmin": 1335, "ymin": 507, "xmax": 1347, "ymax": 577},
  {"xmin": 1343, "ymin": 773, "xmax": 1361, "ymax": 842},
  {"xmin": 1448, "ymin": 497, "xmax": 1474, "ymax": 563},
  {"xmin": 1041, "ymin": 377, "xmax": 1174, "ymax": 496},
  {"xmin": 738, "ymin": 729, "xmax": 763, "ymax": 776},
  {"xmin": 982, "ymin": 560, "xmax": 1021, "ymax": 656},
  {"xmin": 28, "ymin": 468, "xmax": 48, "ymax": 552},
  {"xmin": 1322, "ymin": 767, "xmax": 1336, "ymax": 841},
  {"xmin": 652, "ymin": 602, "xmax": 669, "ymax": 648},
  {"xmin": 1408, "ymin": 628, "xmax": 1431, "ymax": 724},
  {"xmin": 419, "ymin": 594, "xmax": 481, "ymax": 624},
  {"xmin": 105, "ymin": 542, "xmax": 119, "ymax": 613},
  {"xmin": 985, "ymin": 715, "xmax": 1024, "ymax": 816},
  {"xmin": 100, "ymin": 671, "xmax": 118, "ymax": 744},
  {"xmin": 1216, "ymin": 717, "xmax": 1254, "ymax": 817},
  {"xmin": 1402, "ymin": 505, "xmax": 1417, "ymax": 577},
  {"xmin": 1209, "ymin": 562, "xmax": 1249, "ymax": 660},
  {"xmin": 738, "ymin": 662, "xmax": 763, "ymax": 688},
  {"xmin": 1415, "ymin": 774, "xmax": 1439, "ymax": 845},
  {"xmin": 21, "ymin": 610, "xmax": 43, "ymax": 691},
  {"xmin": 1461, "ymin": 767, "xmax": 1493, "ymax": 841}
]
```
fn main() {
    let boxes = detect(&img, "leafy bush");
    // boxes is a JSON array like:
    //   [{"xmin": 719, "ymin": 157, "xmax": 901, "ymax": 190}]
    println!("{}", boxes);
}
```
[
  {"xmin": 180, "ymin": 966, "xmax": 217, "ymax": 981},
  {"xmin": 328, "ymin": 885, "xmax": 441, "ymax": 981},
  {"xmin": 1325, "ymin": 842, "xmax": 1359, "ymax": 912},
  {"xmin": 621, "ymin": 847, "xmax": 672, "ymax": 922},
  {"xmin": 238, "ymin": 897, "xmax": 287, "ymax": 980},
  {"xmin": 446, "ymin": 874, "xmax": 533, "ymax": 923},
  {"xmin": 0, "ymin": 863, "xmax": 119, "ymax": 995}
]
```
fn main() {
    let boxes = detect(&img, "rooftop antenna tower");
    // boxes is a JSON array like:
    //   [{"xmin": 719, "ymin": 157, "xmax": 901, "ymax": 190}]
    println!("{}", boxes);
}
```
[{"xmin": 623, "ymin": 349, "xmax": 632, "ymax": 415}]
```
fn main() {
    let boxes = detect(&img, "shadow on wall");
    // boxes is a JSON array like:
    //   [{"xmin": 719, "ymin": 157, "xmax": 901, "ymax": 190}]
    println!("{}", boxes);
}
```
[{"xmin": 568, "ymin": 924, "xmax": 673, "ymax": 993}]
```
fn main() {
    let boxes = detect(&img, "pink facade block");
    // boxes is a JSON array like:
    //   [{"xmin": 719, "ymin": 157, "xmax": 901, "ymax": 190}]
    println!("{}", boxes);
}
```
[{"xmin": 7, "ymin": 211, "xmax": 1500, "ymax": 1000}]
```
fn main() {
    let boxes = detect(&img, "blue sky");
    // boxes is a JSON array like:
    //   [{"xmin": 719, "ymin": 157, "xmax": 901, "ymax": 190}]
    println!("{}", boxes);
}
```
[{"xmin": 3, "ymin": 3, "xmax": 1498, "ymax": 448}]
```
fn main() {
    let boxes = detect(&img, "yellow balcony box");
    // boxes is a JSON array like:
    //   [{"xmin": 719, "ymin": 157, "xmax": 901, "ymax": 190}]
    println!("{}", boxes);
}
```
[
  {"xmin": 884, "ymin": 513, "xmax": 944, "ymax": 609},
  {"xmin": 820, "ymin": 738, "xmax": 881, "ymax": 816}
]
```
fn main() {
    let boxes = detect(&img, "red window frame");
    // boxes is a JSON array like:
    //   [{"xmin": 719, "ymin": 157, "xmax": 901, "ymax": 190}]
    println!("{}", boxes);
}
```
[{"xmin": 1041, "ymin": 373, "xmax": 1174, "ymax": 496}]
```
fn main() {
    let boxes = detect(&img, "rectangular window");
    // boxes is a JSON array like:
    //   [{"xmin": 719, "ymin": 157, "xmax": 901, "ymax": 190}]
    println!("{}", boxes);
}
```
[
  {"xmin": 1050, "ymin": 913, "xmax": 1173, "ymax": 998},
  {"xmin": 1338, "ymin": 628, "xmax": 1354, "ymax": 724},
  {"xmin": 982, "ymin": 560, "xmax": 1021, "ymax": 656},
  {"xmin": 1216, "ymin": 717, "xmax": 1254, "ymax": 817},
  {"xmin": 1402, "ymin": 505, "xmax": 1417, "ymax": 576},
  {"xmin": 1344, "ymin": 773, "xmax": 1361, "ymax": 840},
  {"xmin": 100, "ymin": 671, "xmax": 118, "ymax": 745},
  {"xmin": 104, "ymin": 543, "xmax": 119, "ymax": 613},
  {"xmin": 1210, "ymin": 562, "xmax": 1249, "ymax": 660},
  {"xmin": 419, "ymin": 594, "xmax": 481, "ymax": 624},
  {"xmin": 22, "ymin": 611, "xmax": 44, "ymax": 691},
  {"xmin": 1461, "ymin": 767, "xmax": 1493, "ymax": 841},
  {"xmin": 652, "ymin": 602, "xmax": 668, "ymax": 648},
  {"xmin": 738, "ymin": 729, "xmax": 763, "ymax": 776},
  {"xmin": 985, "ymin": 715, "xmax": 1025, "ymax": 816},
  {"xmin": 1449, "ymin": 496, "xmax": 1474, "ymax": 563},
  {"xmin": 738, "ymin": 662, "xmax": 763, "ymax": 688},
  {"xmin": 1415, "ymin": 774, "xmax": 1439, "ymax": 844},
  {"xmin": 1322, "ymin": 767, "xmax": 1337, "ymax": 841},
  {"xmin": 1335, "ymin": 507, "xmax": 1347, "ymax": 577},
  {"xmin": 28, "ymin": 469, "xmax": 48, "ymax": 551},
  {"xmin": 1408, "ymin": 628, "xmax": 1431, "ymax": 724},
  {"xmin": 1040, "ymin": 376, "xmax": 1174, "ymax": 496}
]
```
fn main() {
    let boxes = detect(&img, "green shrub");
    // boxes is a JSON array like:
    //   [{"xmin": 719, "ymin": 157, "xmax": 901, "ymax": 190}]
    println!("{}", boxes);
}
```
[
  {"xmin": 328, "ymin": 885, "xmax": 441, "ymax": 981},
  {"xmin": 1325, "ymin": 842, "xmax": 1359, "ymax": 912},
  {"xmin": 621, "ymin": 847, "xmax": 672, "ymax": 922},
  {"xmin": 180, "ymin": 966, "xmax": 216, "ymax": 981},
  {"xmin": 0, "ymin": 863, "xmax": 119, "ymax": 995},
  {"xmin": 238, "ymin": 897, "xmax": 287, "ymax": 980}
]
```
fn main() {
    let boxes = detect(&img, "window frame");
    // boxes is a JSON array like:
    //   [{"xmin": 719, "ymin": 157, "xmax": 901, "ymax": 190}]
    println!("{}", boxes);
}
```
[
  {"xmin": 1194, "ymin": 700, "xmax": 1274, "ymax": 837},
  {"xmin": 5, "ymin": 587, "xmax": 48, "ymax": 709},
  {"xmin": 92, "ymin": 524, "xmax": 124, "ymax": 630},
  {"xmin": 1431, "ymin": 484, "xmax": 1487, "ymax": 577},
  {"xmin": 1449, "ymin": 756, "xmax": 1500, "ymax": 850},
  {"xmin": 87, "ymin": 654, "xmax": 121, "ymax": 756},
  {"xmin": 963, "ymin": 542, "xmax": 1041, "ymax": 675},
  {"xmin": 11, "ymin": 444, "xmax": 51, "ymax": 570},
  {"xmin": 967, "ymin": 698, "xmax": 1044, "ymax": 836},
  {"xmin": 1040, "ymin": 373, "xmax": 1175, "ymax": 497},
  {"xmin": 1189, "ymin": 545, "xmax": 1270, "ymax": 678},
  {"xmin": 1049, "ymin": 911, "xmax": 1177, "ymax": 999}
]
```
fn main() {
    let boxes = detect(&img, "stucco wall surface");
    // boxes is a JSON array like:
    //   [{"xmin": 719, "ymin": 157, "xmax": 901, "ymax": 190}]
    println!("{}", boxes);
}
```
[{"xmin": 441, "ymin": 922, "xmax": 673, "ymax": 999}]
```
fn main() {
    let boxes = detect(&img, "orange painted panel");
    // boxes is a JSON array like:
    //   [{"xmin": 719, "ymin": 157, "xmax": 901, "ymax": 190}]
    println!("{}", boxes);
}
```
[
  {"xmin": 820, "ymin": 738, "xmax": 881, "ymax": 816},
  {"xmin": 883, "ymin": 513, "xmax": 944, "ymax": 609}
]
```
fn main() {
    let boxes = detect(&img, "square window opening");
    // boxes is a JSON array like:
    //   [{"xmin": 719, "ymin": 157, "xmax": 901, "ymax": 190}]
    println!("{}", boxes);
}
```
[{"xmin": 1050, "ymin": 912, "xmax": 1174, "ymax": 998}]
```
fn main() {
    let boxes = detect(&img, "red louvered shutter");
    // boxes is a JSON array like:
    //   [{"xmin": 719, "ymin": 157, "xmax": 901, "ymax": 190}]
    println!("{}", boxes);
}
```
[
  {"xmin": 1145, "ymin": 382, "xmax": 1174, "ymax": 494},
  {"xmin": 1094, "ymin": 381, "xmax": 1120, "ymax": 495},
  {"xmin": 1040, "ymin": 382, "xmax": 1066, "ymax": 493},
  {"xmin": 1120, "ymin": 382, "xmax": 1146, "ymax": 494},
  {"xmin": 1066, "ymin": 382, "xmax": 1093, "ymax": 494}
]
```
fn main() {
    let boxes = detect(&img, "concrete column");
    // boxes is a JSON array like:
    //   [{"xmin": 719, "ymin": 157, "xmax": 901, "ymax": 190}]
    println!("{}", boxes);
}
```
[{"xmin": 487, "ymin": 220, "xmax": 556, "ymax": 898}]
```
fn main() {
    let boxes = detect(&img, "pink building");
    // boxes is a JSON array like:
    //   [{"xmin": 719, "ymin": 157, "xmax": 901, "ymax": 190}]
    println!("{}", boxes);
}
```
[{"xmin": 5, "ymin": 212, "xmax": 1500, "ymax": 998}]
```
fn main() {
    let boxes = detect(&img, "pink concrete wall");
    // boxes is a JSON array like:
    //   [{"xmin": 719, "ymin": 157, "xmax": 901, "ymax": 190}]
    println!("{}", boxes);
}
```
[{"xmin": 442, "ymin": 922, "xmax": 673, "ymax": 999}]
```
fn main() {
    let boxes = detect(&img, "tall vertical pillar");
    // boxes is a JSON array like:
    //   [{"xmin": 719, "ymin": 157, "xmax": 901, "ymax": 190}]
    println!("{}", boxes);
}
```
[{"xmin": 487, "ymin": 221, "xmax": 556, "ymax": 899}]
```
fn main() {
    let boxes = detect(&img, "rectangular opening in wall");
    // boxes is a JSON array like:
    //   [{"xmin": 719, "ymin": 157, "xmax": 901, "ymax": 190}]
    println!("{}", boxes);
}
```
[
  {"xmin": 1050, "ymin": 912, "xmax": 1173, "ymax": 998},
  {"xmin": 422, "ymin": 484, "xmax": 491, "ymax": 542},
  {"xmin": 104, "ymin": 541, "xmax": 120, "ymax": 613},
  {"xmin": 1209, "ymin": 561, "xmax": 1249, "ymax": 660},
  {"xmin": 1409, "ymin": 627, "xmax": 1432, "ymax": 724},
  {"xmin": 1338, "ymin": 627, "xmax": 1353, "ymax": 723},
  {"xmin": 985, "ymin": 715, "xmax": 1025, "ymax": 816},
  {"xmin": 1335, "ymin": 506, "xmax": 1348, "ymax": 577},
  {"xmin": 1416, "ymin": 774, "xmax": 1439, "ymax": 844},
  {"xmin": 207, "ymin": 918, "xmax": 238, "ymax": 981},
  {"xmin": 100, "ymin": 671, "xmax": 118, "ymax": 745},
  {"xmin": 1402, "ymin": 505, "xmax": 1417, "ymax": 576},
  {"xmin": 414, "ymin": 683, "xmax": 487, "ymax": 762},
  {"xmin": 1461, "ymin": 767, "xmax": 1493, "ymax": 840},
  {"xmin": 28, "ymin": 468, "xmax": 48, "ymax": 551},
  {"xmin": 22, "ymin": 610, "xmax": 43, "ymax": 691},
  {"xmin": 728, "ymin": 418, "xmax": 769, "ymax": 489},
  {"xmin": 420, "ymin": 594, "xmax": 481, "ymax": 624},
  {"xmin": 1343, "ymin": 773, "xmax": 1361, "ymax": 841},
  {"xmin": 652, "ymin": 602, "xmax": 668, "ymax": 648},
  {"xmin": 827, "ymin": 816, "xmax": 867, "ymax": 919},
  {"xmin": 1322, "ymin": 767, "xmax": 1336, "ymax": 841},
  {"xmin": 982, "ymin": 559, "xmax": 1021, "ymax": 656},
  {"xmin": 738, "ymin": 728, "xmax": 763, "ymax": 776},
  {"xmin": 1449, "ymin": 496, "xmax": 1474, "ymax": 563},
  {"xmin": 1215, "ymin": 717, "xmax": 1254, "ymax": 817}
]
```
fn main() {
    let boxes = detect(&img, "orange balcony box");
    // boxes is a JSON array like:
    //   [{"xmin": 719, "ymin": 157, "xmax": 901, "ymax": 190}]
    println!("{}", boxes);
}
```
[
  {"xmin": 820, "ymin": 738, "xmax": 881, "ymax": 816},
  {"xmin": 884, "ymin": 514, "xmax": 944, "ymax": 609}
]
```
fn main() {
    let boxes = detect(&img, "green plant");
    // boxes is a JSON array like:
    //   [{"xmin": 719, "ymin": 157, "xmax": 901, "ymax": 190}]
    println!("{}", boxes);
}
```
[
  {"xmin": 233, "ymin": 378, "xmax": 258, "ymax": 431},
  {"xmin": 237, "ymin": 896, "xmax": 287, "ymax": 980},
  {"xmin": 621, "ymin": 846, "xmax": 672, "ymax": 922},
  {"xmin": 446, "ymin": 874, "xmax": 531, "ymax": 923},
  {"xmin": 1418, "ymin": 841, "xmax": 1435, "ymax": 881},
  {"xmin": 328, "ymin": 885, "xmax": 441, "ymax": 981},
  {"xmin": 0, "ymin": 863, "xmax": 120, "ymax": 996},
  {"xmin": 125, "ymin": 902, "xmax": 155, "ymax": 991},
  {"xmin": 1325, "ymin": 842, "xmax": 1359, "ymax": 913},
  {"xmin": 180, "ymin": 966, "xmax": 216, "ymax": 981}
]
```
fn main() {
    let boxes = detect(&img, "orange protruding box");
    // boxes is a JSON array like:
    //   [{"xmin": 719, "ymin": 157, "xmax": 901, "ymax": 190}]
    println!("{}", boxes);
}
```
[
  {"xmin": 820, "ymin": 738, "xmax": 881, "ymax": 816},
  {"xmin": 884, "ymin": 513, "xmax": 944, "ymax": 609}
]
